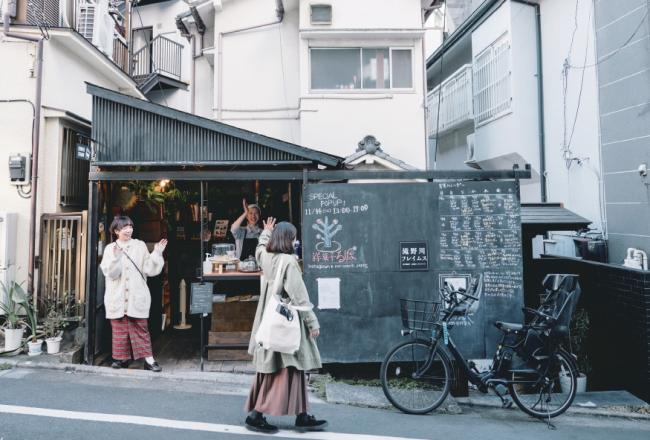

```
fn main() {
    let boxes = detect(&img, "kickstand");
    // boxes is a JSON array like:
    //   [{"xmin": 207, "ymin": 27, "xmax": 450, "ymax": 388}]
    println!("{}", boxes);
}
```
[{"xmin": 545, "ymin": 412, "xmax": 556, "ymax": 430}]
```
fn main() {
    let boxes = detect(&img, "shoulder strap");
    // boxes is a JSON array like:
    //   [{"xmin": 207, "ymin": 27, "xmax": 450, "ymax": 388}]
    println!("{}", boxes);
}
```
[
  {"xmin": 117, "ymin": 244, "xmax": 146, "ymax": 281},
  {"xmin": 271, "ymin": 255, "xmax": 312, "ymax": 312},
  {"xmin": 271, "ymin": 255, "xmax": 288, "ymax": 296}
]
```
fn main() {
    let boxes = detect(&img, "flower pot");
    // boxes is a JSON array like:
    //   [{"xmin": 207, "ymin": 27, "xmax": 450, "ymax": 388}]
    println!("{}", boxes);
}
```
[
  {"xmin": 2, "ymin": 327, "xmax": 24, "ymax": 353},
  {"xmin": 27, "ymin": 339, "xmax": 43, "ymax": 356},
  {"xmin": 46, "ymin": 337, "xmax": 62, "ymax": 354},
  {"xmin": 560, "ymin": 372, "xmax": 587, "ymax": 393}
]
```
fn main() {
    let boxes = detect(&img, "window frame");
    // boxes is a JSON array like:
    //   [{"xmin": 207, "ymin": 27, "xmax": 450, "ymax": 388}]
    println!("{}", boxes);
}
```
[
  {"xmin": 310, "ymin": 4, "xmax": 332, "ymax": 25},
  {"xmin": 309, "ymin": 46, "xmax": 414, "ymax": 93},
  {"xmin": 59, "ymin": 123, "xmax": 91, "ymax": 208}
]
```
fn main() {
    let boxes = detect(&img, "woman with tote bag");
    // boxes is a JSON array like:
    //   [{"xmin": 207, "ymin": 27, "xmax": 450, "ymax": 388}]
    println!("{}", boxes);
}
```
[{"xmin": 244, "ymin": 217, "xmax": 328, "ymax": 434}]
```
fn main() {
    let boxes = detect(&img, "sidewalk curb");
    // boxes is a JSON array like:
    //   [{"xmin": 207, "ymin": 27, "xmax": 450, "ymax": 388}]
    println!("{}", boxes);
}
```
[
  {"xmin": 0, "ymin": 358, "xmax": 253, "ymax": 386},
  {"xmin": 453, "ymin": 397, "xmax": 650, "ymax": 421}
]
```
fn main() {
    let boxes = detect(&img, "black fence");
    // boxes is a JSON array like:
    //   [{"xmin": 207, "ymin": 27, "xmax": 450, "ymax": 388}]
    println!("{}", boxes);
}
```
[{"xmin": 530, "ymin": 256, "xmax": 650, "ymax": 402}]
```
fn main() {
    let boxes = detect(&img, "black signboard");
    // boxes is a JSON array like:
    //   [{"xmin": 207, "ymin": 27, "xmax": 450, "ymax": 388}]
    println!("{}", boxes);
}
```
[
  {"xmin": 399, "ymin": 241, "xmax": 429, "ymax": 271},
  {"xmin": 303, "ymin": 180, "xmax": 524, "ymax": 363},
  {"xmin": 190, "ymin": 282, "xmax": 213, "ymax": 314}
]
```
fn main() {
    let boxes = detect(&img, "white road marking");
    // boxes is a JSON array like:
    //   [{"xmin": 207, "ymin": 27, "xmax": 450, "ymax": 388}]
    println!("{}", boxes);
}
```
[{"xmin": 0, "ymin": 404, "xmax": 426, "ymax": 440}]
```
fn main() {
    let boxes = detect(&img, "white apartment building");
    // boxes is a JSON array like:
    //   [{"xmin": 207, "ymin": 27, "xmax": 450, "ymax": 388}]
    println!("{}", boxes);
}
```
[
  {"xmin": 134, "ymin": 0, "xmax": 443, "ymax": 168},
  {"xmin": 0, "ymin": 0, "xmax": 143, "ymax": 299},
  {"xmin": 426, "ymin": 0, "xmax": 603, "ymax": 235}
]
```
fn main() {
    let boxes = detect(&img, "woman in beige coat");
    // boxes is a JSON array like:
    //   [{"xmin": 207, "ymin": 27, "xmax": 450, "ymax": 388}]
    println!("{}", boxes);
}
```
[
  {"xmin": 244, "ymin": 217, "xmax": 327, "ymax": 434},
  {"xmin": 100, "ymin": 216, "xmax": 167, "ymax": 372}
]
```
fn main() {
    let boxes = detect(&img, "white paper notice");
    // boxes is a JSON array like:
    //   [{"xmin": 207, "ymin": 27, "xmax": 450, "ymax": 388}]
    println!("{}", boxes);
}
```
[{"xmin": 317, "ymin": 278, "xmax": 341, "ymax": 310}]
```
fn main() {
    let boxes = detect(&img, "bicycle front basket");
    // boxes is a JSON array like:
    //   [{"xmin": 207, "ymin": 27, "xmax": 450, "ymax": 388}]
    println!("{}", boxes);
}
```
[{"xmin": 400, "ymin": 299, "xmax": 441, "ymax": 332}]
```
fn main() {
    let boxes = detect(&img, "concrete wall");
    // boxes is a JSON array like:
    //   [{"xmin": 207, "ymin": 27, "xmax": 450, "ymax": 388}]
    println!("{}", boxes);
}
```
[
  {"xmin": 594, "ymin": 0, "xmax": 650, "ymax": 263},
  {"xmin": 206, "ymin": 0, "xmax": 427, "ymax": 166},
  {"xmin": 539, "ymin": 0, "xmax": 602, "ymax": 233},
  {"xmin": 298, "ymin": 0, "xmax": 427, "ymax": 166}
]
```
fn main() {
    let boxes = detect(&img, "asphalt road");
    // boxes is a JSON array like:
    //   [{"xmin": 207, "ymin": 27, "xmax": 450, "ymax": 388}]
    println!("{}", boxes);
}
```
[{"xmin": 0, "ymin": 367, "xmax": 648, "ymax": 440}]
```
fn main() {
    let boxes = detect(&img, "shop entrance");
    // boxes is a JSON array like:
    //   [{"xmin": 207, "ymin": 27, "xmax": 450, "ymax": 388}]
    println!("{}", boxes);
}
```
[{"xmin": 93, "ymin": 178, "xmax": 303, "ymax": 370}]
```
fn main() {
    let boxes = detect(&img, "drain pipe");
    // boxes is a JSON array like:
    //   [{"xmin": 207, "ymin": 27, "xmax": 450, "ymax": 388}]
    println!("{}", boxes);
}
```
[
  {"xmin": 513, "ymin": 0, "xmax": 547, "ymax": 202},
  {"xmin": 3, "ymin": 10, "xmax": 45, "ymax": 296},
  {"xmin": 217, "ymin": 0, "xmax": 284, "ymax": 120}
]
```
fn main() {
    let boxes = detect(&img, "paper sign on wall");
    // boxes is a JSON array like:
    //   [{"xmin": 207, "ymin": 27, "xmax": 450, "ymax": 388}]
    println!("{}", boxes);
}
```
[{"xmin": 317, "ymin": 278, "xmax": 340, "ymax": 310}]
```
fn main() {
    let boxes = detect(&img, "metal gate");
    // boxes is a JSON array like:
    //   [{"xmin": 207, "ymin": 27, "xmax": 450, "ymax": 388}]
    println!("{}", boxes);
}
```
[{"xmin": 39, "ymin": 212, "xmax": 88, "ymax": 317}]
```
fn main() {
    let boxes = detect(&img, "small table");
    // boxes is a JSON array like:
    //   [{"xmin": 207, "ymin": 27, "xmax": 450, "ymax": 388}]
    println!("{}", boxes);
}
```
[{"xmin": 203, "ymin": 271, "xmax": 262, "ymax": 281}]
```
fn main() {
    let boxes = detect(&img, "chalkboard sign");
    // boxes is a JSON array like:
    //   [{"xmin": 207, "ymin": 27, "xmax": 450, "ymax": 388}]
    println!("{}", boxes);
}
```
[
  {"xmin": 400, "ymin": 241, "xmax": 429, "ymax": 271},
  {"xmin": 303, "ymin": 180, "xmax": 524, "ymax": 363},
  {"xmin": 190, "ymin": 282, "xmax": 213, "ymax": 314},
  {"xmin": 433, "ymin": 181, "xmax": 523, "ymax": 357}
]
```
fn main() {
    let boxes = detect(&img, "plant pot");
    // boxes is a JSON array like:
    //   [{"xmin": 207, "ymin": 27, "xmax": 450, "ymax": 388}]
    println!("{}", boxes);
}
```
[
  {"xmin": 46, "ymin": 337, "xmax": 62, "ymax": 354},
  {"xmin": 27, "ymin": 339, "xmax": 43, "ymax": 356},
  {"xmin": 2, "ymin": 327, "xmax": 24, "ymax": 353},
  {"xmin": 560, "ymin": 372, "xmax": 587, "ymax": 393}
]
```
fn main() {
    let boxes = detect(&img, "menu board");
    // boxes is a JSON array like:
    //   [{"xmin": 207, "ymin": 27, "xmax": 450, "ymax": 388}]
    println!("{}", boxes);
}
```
[
  {"xmin": 190, "ymin": 282, "xmax": 214, "ymax": 315},
  {"xmin": 433, "ymin": 181, "xmax": 523, "ymax": 357},
  {"xmin": 303, "ymin": 181, "xmax": 523, "ymax": 362}
]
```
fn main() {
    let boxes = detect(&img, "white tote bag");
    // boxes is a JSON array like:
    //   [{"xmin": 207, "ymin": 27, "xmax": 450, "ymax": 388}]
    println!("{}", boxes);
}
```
[{"xmin": 255, "ymin": 256, "xmax": 312, "ymax": 354}]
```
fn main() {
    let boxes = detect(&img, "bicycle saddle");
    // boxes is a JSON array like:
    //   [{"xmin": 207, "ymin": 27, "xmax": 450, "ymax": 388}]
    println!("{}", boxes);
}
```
[{"xmin": 494, "ymin": 321, "xmax": 523, "ymax": 332}]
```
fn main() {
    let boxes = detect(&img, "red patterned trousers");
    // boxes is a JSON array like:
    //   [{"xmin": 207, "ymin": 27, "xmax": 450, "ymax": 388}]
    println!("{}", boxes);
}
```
[{"xmin": 110, "ymin": 316, "xmax": 153, "ymax": 360}]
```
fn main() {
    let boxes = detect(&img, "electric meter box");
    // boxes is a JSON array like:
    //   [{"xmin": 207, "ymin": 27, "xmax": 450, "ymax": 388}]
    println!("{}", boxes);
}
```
[{"xmin": 8, "ymin": 153, "xmax": 31, "ymax": 186}]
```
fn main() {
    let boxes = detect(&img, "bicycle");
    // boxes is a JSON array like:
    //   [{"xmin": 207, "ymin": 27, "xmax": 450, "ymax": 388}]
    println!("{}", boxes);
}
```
[{"xmin": 380, "ymin": 274, "xmax": 582, "ymax": 419}]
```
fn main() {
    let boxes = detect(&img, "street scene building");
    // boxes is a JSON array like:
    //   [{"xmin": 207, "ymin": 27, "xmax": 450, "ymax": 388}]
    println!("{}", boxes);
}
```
[{"xmin": 1, "ymin": 1, "xmax": 650, "ymax": 438}]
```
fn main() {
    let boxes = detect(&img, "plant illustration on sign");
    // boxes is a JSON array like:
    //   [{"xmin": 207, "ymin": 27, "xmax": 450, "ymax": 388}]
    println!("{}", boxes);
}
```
[{"xmin": 313, "ymin": 217, "xmax": 342, "ymax": 252}]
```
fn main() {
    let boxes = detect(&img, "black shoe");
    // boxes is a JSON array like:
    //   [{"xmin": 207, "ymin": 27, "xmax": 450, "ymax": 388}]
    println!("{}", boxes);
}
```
[
  {"xmin": 245, "ymin": 415, "xmax": 278, "ymax": 434},
  {"xmin": 111, "ymin": 359, "xmax": 130, "ymax": 369},
  {"xmin": 143, "ymin": 360, "xmax": 162, "ymax": 372},
  {"xmin": 295, "ymin": 413, "xmax": 328, "ymax": 432}
]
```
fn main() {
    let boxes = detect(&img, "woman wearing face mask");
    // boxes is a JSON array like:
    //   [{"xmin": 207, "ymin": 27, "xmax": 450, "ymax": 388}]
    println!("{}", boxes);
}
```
[
  {"xmin": 231, "ymin": 199, "xmax": 262, "ymax": 260},
  {"xmin": 244, "ymin": 217, "xmax": 327, "ymax": 434},
  {"xmin": 100, "ymin": 215, "xmax": 167, "ymax": 372}
]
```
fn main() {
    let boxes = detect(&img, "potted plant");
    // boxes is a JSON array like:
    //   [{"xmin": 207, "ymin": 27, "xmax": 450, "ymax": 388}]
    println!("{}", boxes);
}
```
[
  {"xmin": 43, "ymin": 302, "xmax": 67, "ymax": 354},
  {"xmin": 24, "ymin": 295, "xmax": 43, "ymax": 356},
  {"xmin": 0, "ymin": 281, "xmax": 28, "ymax": 354},
  {"xmin": 561, "ymin": 308, "xmax": 591, "ymax": 393}
]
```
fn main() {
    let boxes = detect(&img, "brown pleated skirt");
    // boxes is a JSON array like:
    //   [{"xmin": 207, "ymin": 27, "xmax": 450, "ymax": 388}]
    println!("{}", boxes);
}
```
[{"xmin": 245, "ymin": 367, "xmax": 309, "ymax": 416}]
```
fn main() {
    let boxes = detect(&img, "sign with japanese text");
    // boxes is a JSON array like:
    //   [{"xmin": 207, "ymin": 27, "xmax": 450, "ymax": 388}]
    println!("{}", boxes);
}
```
[{"xmin": 399, "ymin": 241, "xmax": 429, "ymax": 271}]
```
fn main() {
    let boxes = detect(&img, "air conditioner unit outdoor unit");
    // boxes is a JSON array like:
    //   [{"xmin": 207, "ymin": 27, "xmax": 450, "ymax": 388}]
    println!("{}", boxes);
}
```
[
  {"xmin": 77, "ymin": 0, "xmax": 114, "ymax": 58},
  {"xmin": 464, "ymin": 133, "xmax": 480, "ymax": 169}
]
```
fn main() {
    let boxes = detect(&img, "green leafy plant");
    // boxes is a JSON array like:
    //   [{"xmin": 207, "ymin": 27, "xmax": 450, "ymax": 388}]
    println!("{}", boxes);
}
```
[
  {"xmin": 570, "ymin": 308, "xmax": 591, "ymax": 375},
  {"xmin": 0, "ymin": 281, "xmax": 29, "ymax": 330},
  {"xmin": 43, "ymin": 306, "xmax": 66, "ymax": 340},
  {"xmin": 24, "ymin": 295, "xmax": 40, "ymax": 342}
]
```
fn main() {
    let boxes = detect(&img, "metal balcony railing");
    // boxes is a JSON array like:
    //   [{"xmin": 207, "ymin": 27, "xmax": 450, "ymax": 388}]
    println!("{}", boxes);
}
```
[
  {"xmin": 427, "ymin": 64, "xmax": 474, "ymax": 137},
  {"xmin": 132, "ymin": 35, "xmax": 182, "ymax": 81},
  {"xmin": 112, "ymin": 38, "xmax": 129, "ymax": 74}
]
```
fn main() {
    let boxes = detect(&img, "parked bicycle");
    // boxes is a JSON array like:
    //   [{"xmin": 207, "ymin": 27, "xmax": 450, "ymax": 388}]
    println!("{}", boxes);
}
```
[{"xmin": 380, "ymin": 274, "xmax": 582, "ymax": 419}]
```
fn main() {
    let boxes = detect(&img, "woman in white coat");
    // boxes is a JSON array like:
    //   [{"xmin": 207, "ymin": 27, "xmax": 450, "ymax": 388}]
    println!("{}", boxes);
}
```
[{"xmin": 100, "ymin": 216, "xmax": 167, "ymax": 372}]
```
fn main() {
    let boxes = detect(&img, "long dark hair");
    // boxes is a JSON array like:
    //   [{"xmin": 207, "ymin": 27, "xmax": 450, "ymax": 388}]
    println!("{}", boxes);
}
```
[
  {"xmin": 109, "ymin": 215, "xmax": 134, "ymax": 237},
  {"xmin": 266, "ymin": 222, "xmax": 296, "ymax": 254}
]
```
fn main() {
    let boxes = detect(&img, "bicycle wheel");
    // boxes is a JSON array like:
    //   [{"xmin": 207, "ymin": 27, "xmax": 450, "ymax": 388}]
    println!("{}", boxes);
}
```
[
  {"xmin": 380, "ymin": 339, "xmax": 451, "ymax": 414},
  {"xmin": 509, "ymin": 348, "xmax": 577, "ymax": 418}
]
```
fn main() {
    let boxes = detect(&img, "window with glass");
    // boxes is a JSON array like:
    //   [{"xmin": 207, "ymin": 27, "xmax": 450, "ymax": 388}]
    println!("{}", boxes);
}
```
[{"xmin": 310, "ymin": 47, "xmax": 413, "ymax": 91}]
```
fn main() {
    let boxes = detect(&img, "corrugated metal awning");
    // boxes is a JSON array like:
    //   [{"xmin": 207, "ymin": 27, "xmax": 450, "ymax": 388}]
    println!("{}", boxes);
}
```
[
  {"xmin": 86, "ymin": 83, "xmax": 342, "ymax": 168},
  {"xmin": 521, "ymin": 203, "xmax": 591, "ymax": 232}
]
